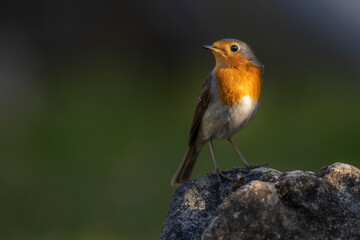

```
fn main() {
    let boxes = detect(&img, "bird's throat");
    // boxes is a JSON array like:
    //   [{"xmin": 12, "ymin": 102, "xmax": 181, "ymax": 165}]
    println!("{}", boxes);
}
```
[{"xmin": 215, "ymin": 61, "xmax": 263, "ymax": 106}]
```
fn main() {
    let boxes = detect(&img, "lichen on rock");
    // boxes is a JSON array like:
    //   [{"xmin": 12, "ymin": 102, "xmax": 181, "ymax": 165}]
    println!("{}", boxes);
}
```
[{"xmin": 160, "ymin": 162, "xmax": 360, "ymax": 240}]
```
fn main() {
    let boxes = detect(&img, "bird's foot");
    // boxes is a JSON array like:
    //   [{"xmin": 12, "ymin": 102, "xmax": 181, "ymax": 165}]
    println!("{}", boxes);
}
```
[
  {"xmin": 208, "ymin": 168, "xmax": 238, "ymax": 183},
  {"xmin": 208, "ymin": 168, "xmax": 238, "ymax": 175},
  {"xmin": 244, "ymin": 162, "xmax": 269, "ymax": 169}
]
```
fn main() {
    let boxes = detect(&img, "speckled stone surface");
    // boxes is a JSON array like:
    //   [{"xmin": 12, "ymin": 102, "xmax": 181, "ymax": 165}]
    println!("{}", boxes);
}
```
[{"xmin": 160, "ymin": 163, "xmax": 360, "ymax": 240}]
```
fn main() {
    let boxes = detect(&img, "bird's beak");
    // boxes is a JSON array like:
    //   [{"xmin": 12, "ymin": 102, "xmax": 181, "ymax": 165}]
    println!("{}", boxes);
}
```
[{"xmin": 202, "ymin": 45, "xmax": 220, "ymax": 52}]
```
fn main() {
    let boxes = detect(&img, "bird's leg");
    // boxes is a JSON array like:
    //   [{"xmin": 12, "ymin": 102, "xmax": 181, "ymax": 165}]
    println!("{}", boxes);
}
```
[
  {"xmin": 228, "ymin": 138, "xmax": 269, "ymax": 169},
  {"xmin": 228, "ymin": 138, "xmax": 250, "ymax": 167},
  {"xmin": 208, "ymin": 140, "xmax": 236, "ymax": 182}
]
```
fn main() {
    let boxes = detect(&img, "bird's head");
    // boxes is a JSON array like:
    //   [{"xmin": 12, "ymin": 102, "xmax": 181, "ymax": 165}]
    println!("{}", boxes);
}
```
[{"xmin": 203, "ymin": 39, "xmax": 263, "ymax": 70}]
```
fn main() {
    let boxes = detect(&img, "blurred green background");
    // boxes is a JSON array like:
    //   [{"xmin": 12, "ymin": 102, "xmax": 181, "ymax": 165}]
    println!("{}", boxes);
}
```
[{"xmin": 1, "ymin": 1, "xmax": 359, "ymax": 239}]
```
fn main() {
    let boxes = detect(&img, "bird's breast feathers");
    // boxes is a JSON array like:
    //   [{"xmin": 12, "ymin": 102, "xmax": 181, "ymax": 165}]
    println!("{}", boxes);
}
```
[
  {"xmin": 215, "ymin": 60, "xmax": 263, "ymax": 105},
  {"xmin": 199, "ymin": 67, "xmax": 262, "ymax": 141}
]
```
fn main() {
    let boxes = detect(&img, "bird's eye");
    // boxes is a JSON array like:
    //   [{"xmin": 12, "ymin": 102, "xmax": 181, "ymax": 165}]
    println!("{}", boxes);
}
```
[{"xmin": 230, "ymin": 45, "xmax": 239, "ymax": 52}]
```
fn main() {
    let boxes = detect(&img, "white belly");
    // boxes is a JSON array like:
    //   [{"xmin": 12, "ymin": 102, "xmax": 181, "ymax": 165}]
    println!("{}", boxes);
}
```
[{"xmin": 200, "ymin": 95, "xmax": 259, "ymax": 141}]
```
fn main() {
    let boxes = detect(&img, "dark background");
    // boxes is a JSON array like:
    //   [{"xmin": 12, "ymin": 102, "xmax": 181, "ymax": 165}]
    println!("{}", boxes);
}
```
[{"xmin": 1, "ymin": 1, "xmax": 359, "ymax": 239}]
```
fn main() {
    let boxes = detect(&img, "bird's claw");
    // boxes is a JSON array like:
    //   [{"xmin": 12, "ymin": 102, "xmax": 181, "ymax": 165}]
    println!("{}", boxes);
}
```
[
  {"xmin": 207, "ymin": 168, "xmax": 238, "ymax": 183},
  {"xmin": 245, "ymin": 162, "xmax": 269, "ymax": 169}
]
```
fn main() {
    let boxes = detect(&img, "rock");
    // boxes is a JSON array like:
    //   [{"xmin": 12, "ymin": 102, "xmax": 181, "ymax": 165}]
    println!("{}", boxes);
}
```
[{"xmin": 160, "ymin": 162, "xmax": 360, "ymax": 240}]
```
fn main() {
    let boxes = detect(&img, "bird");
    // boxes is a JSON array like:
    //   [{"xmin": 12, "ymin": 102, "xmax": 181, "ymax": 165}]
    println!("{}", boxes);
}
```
[{"xmin": 171, "ymin": 38, "xmax": 265, "ymax": 185}]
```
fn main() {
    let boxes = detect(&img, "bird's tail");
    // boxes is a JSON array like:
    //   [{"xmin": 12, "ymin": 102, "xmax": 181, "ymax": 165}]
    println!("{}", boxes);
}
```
[{"xmin": 171, "ymin": 144, "xmax": 203, "ymax": 185}]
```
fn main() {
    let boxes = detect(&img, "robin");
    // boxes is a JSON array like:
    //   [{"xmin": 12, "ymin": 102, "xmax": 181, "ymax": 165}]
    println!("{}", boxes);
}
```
[{"xmin": 171, "ymin": 39, "xmax": 266, "ymax": 185}]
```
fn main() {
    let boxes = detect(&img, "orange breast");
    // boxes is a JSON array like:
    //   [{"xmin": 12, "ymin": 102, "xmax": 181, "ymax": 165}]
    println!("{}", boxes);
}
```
[{"xmin": 215, "ymin": 60, "xmax": 263, "ymax": 105}]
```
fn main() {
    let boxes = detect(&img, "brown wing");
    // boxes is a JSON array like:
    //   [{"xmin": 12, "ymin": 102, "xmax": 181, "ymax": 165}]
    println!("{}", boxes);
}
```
[{"xmin": 188, "ymin": 72, "xmax": 213, "ymax": 146}]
